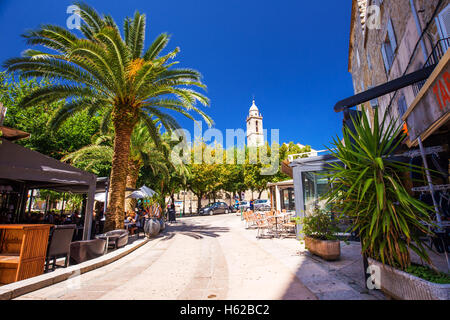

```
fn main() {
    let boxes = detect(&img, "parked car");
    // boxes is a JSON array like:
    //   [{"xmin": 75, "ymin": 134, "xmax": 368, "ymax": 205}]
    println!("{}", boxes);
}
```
[
  {"xmin": 254, "ymin": 199, "xmax": 271, "ymax": 211},
  {"xmin": 199, "ymin": 202, "xmax": 231, "ymax": 215}
]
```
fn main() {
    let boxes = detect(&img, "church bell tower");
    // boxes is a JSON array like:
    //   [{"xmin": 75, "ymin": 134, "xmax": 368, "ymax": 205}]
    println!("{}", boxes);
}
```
[{"xmin": 246, "ymin": 100, "xmax": 264, "ymax": 147}]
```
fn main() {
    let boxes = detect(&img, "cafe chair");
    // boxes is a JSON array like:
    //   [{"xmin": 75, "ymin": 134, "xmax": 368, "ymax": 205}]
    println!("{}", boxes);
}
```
[
  {"xmin": 45, "ymin": 224, "xmax": 76, "ymax": 272},
  {"xmin": 70, "ymin": 238, "xmax": 107, "ymax": 264}
]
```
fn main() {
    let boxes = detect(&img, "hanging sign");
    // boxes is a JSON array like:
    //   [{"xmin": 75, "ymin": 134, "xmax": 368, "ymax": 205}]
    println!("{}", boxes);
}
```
[{"xmin": 403, "ymin": 51, "xmax": 450, "ymax": 145}]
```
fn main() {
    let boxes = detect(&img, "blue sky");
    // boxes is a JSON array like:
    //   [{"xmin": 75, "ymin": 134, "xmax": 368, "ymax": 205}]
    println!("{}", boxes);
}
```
[{"xmin": 0, "ymin": 0, "xmax": 353, "ymax": 150}]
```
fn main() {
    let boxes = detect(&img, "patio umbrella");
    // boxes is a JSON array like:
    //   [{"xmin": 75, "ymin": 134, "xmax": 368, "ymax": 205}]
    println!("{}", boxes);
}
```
[
  {"xmin": 126, "ymin": 185, "xmax": 156, "ymax": 199},
  {"xmin": 95, "ymin": 192, "xmax": 106, "ymax": 202},
  {"xmin": 140, "ymin": 185, "xmax": 156, "ymax": 198}
]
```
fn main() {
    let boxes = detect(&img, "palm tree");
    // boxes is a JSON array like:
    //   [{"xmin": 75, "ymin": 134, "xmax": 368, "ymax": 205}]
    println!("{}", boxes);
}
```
[
  {"xmin": 62, "ymin": 122, "xmax": 170, "ymax": 213},
  {"xmin": 4, "ymin": 2, "xmax": 211, "ymax": 230}
]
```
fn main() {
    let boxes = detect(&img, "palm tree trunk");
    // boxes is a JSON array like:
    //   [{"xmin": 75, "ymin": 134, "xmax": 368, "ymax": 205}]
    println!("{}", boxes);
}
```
[
  {"xmin": 125, "ymin": 159, "xmax": 141, "ymax": 214},
  {"xmin": 105, "ymin": 118, "xmax": 135, "ymax": 231}
]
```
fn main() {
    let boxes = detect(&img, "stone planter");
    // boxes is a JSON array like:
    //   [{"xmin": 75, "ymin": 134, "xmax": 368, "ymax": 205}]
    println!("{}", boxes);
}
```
[
  {"xmin": 304, "ymin": 236, "xmax": 340, "ymax": 261},
  {"xmin": 158, "ymin": 218, "xmax": 166, "ymax": 231},
  {"xmin": 144, "ymin": 218, "xmax": 160, "ymax": 237},
  {"xmin": 368, "ymin": 258, "xmax": 450, "ymax": 300}
]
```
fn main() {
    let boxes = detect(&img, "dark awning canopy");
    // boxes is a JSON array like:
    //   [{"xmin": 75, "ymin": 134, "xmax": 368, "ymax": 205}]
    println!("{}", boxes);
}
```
[
  {"xmin": 334, "ymin": 65, "xmax": 436, "ymax": 113},
  {"xmin": 0, "ymin": 138, "xmax": 97, "ymax": 188},
  {"xmin": 0, "ymin": 138, "xmax": 97, "ymax": 239}
]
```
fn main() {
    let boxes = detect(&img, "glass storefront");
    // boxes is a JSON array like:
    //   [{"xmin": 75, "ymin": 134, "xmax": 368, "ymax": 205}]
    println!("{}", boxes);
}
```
[
  {"xmin": 280, "ymin": 187, "xmax": 295, "ymax": 211},
  {"xmin": 302, "ymin": 171, "xmax": 331, "ymax": 215}
]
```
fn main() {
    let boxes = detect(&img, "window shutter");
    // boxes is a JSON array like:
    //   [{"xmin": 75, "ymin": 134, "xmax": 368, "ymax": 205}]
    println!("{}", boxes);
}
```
[
  {"xmin": 387, "ymin": 19, "xmax": 397, "ymax": 53},
  {"xmin": 356, "ymin": 50, "xmax": 361, "ymax": 68},
  {"xmin": 381, "ymin": 44, "xmax": 390, "ymax": 73},
  {"xmin": 397, "ymin": 94, "xmax": 408, "ymax": 117}
]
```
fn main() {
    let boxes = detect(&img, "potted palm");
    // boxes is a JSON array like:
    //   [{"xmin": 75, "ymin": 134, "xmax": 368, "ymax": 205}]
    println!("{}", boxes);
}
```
[
  {"xmin": 300, "ymin": 207, "xmax": 341, "ymax": 261},
  {"xmin": 325, "ymin": 108, "xmax": 450, "ymax": 299}
]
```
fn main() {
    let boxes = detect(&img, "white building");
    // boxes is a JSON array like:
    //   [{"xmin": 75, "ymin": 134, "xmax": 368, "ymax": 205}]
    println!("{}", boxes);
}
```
[{"xmin": 246, "ymin": 100, "xmax": 264, "ymax": 147}]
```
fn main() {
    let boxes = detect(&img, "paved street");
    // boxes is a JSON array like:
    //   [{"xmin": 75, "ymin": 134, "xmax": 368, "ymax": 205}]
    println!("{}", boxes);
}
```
[{"xmin": 15, "ymin": 214, "xmax": 384, "ymax": 300}]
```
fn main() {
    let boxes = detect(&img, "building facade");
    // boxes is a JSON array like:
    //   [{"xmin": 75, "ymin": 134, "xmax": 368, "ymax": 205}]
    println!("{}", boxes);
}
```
[
  {"xmin": 349, "ymin": 0, "xmax": 450, "ymax": 128},
  {"xmin": 246, "ymin": 100, "xmax": 264, "ymax": 147}
]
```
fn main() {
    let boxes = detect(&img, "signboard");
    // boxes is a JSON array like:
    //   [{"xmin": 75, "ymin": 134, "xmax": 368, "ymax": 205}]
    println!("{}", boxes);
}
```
[{"xmin": 403, "ymin": 51, "xmax": 450, "ymax": 145}]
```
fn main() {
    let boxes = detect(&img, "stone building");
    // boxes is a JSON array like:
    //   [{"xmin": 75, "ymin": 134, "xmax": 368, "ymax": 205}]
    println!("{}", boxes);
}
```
[{"xmin": 348, "ymin": 0, "xmax": 450, "ymax": 126}]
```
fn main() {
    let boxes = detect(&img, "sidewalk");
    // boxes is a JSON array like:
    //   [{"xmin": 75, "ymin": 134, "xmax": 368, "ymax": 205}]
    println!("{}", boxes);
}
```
[{"xmin": 235, "ymin": 216, "xmax": 386, "ymax": 300}]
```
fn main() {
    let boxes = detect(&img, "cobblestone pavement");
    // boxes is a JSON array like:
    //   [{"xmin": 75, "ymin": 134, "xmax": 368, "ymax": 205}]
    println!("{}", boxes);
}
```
[{"xmin": 15, "ymin": 214, "xmax": 385, "ymax": 300}]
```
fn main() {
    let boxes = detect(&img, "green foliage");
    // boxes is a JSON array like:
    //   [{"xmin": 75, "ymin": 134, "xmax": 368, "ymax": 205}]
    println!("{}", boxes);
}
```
[
  {"xmin": 295, "ymin": 207, "xmax": 341, "ymax": 241},
  {"xmin": 405, "ymin": 265, "xmax": 450, "ymax": 284},
  {"xmin": 324, "ymin": 108, "xmax": 433, "ymax": 270},
  {"xmin": 0, "ymin": 72, "xmax": 101, "ymax": 159}
]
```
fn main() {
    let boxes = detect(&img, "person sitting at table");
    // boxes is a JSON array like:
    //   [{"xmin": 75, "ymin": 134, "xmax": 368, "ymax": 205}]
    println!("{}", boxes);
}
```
[{"xmin": 125, "ymin": 212, "xmax": 137, "ymax": 235}]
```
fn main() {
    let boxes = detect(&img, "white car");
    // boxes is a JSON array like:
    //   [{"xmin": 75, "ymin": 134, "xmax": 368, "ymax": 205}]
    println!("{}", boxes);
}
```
[
  {"xmin": 239, "ymin": 201, "xmax": 250, "ymax": 210},
  {"xmin": 254, "ymin": 199, "xmax": 271, "ymax": 211}
]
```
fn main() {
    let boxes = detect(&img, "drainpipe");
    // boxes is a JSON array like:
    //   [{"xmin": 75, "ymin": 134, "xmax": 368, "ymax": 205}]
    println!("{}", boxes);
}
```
[{"xmin": 410, "ymin": 0, "xmax": 429, "ymax": 61}]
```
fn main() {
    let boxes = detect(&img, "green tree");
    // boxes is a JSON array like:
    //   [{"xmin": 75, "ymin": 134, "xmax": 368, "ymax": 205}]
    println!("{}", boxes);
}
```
[
  {"xmin": 0, "ymin": 72, "xmax": 100, "ymax": 159},
  {"xmin": 4, "ymin": 3, "xmax": 211, "ymax": 230}
]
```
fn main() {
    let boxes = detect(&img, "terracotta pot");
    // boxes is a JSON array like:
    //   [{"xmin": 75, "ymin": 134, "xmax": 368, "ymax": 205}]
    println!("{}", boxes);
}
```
[
  {"xmin": 304, "ymin": 236, "xmax": 340, "ymax": 261},
  {"xmin": 368, "ymin": 258, "xmax": 450, "ymax": 300}
]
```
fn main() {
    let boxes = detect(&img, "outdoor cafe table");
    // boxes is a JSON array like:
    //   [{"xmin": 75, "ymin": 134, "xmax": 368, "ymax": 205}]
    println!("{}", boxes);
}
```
[
  {"xmin": 258, "ymin": 212, "xmax": 293, "ymax": 238},
  {"xmin": 95, "ymin": 233, "xmax": 120, "ymax": 254}
]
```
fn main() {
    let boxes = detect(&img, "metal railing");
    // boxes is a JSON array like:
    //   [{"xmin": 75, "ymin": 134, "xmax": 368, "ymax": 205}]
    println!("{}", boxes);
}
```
[
  {"xmin": 287, "ymin": 149, "xmax": 333, "ymax": 162},
  {"xmin": 412, "ymin": 37, "xmax": 450, "ymax": 96}
]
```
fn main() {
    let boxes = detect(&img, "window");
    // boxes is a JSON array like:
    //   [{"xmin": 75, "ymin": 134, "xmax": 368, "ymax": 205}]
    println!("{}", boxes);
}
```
[
  {"xmin": 356, "ymin": 50, "xmax": 361, "ymax": 68},
  {"xmin": 397, "ymin": 94, "xmax": 408, "ymax": 118},
  {"xmin": 255, "ymin": 121, "xmax": 259, "ymax": 133},
  {"xmin": 381, "ymin": 19, "xmax": 397, "ymax": 74},
  {"xmin": 367, "ymin": 53, "xmax": 372, "ymax": 70},
  {"xmin": 437, "ymin": 4, "xmax": 450, "ymax": 51}
]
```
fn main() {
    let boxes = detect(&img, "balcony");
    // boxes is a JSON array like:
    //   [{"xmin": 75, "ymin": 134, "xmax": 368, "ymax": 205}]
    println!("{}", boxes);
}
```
[{"xmin": 412, "ymin": 38, "xmax": 450, "ymax": 96}]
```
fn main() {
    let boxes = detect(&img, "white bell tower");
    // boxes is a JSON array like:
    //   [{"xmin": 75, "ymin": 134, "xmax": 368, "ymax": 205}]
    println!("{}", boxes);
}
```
[{"xmin": 246, "ymin": 100, "xmax": 264, "ymax": 147}]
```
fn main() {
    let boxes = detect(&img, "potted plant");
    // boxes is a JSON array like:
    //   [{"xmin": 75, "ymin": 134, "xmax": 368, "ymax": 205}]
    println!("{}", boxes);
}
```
[
  {"xmin": 324, "ymin": 108, "xmax": 450, "ymax": 299},
  {"xmin": 298, "ymin": 207, "xmax": 342, "ymax": 261}
]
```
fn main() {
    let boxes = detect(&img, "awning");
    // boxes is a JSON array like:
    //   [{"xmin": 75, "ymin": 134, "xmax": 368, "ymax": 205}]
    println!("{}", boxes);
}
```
[
  {"xmin": 0, "ymin": 138, "xmax": 97, "ymax": 239},
  {"xmin": 334, "ymin": 66, "xmax": 436, "ymax": 113}
]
